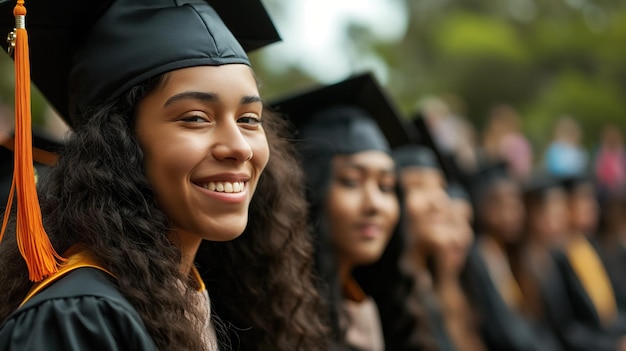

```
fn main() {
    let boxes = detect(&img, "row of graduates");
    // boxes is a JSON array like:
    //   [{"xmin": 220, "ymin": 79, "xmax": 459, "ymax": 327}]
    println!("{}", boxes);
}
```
[
  {"xmin": 1, "ymin": 1, "xmax": 625, "ymax": 350},
  {"xmin": 7, "ymin": 68, "xmax": 626, "ymax": 351},
  {"xmin": 271, "ymin": 74, "xmax": 626, "ymax": 350}
]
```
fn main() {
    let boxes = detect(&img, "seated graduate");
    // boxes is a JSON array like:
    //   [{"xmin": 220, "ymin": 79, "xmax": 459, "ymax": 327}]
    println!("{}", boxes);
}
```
[
  {"xmin": 443, "ymin": 181, "xmax": 486, "ymax": 351},
  {"xmin": 0, "ymin": 1, "xmax": 328, "ymax": 350},
  {"xmin": 548, "ymin": 174, "xmax": 626, "ymax": 350},
  {"xmin": 595, "ymin": 188, "xmax": 626, "ymax": 313},
  {"xmin": 463, "ymin": 161, "xmax": 561, "ymax": 351},
  {"xmin": 519, "ymin": 172, "xmax": 626, "ymax": 351},
  {"xmin": 273, "ymin": 73, "xmax": 434, "ymax": 351},
  {"xmin": 393, "ymin": 117, "xmax": 485, "ymax": 351}
]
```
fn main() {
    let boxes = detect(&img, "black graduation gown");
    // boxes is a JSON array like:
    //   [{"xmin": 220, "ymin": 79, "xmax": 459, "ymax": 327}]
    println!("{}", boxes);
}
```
[
  {"xmin": 534, "ymin": 250, "xmax": 623, "ymax": 351},
  {"xmin": 0, "ymin": 268, "xmax": 157, "ymax": 351},
  {"xmin": 422, "ymin": 291, "xmax": 457, "ymax": 351},
  {"xmin": 552, "ymin": 249, "xmax": 626, "ymax": 341},
  {"xmin": 593, "ymin": 239, "xmax": 626, "ymax": 313},
  {"xmin": 463, "ymin": 247, "xmax": 562, "ymax": 351}
]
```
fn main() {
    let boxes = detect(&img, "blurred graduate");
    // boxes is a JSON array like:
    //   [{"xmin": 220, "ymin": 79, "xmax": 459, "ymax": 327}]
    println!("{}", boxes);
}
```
[
  {"xmin": 394, "ymin": 117, "xmax": 485, "ymax": 351},
  {"xmin": 273, "ymin": 73, "xmax": 434, "ymax": 351}
]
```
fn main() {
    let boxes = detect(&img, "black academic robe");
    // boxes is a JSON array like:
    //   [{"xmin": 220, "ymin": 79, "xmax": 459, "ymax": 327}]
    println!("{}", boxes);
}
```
[
  {"xmin": 535, "ymin": 250, "xmax": 623, "ymax": 351},
  {"xmin": 593, "ymin": 239, "xmax": 626, "ymax": 313},
  {"xmin": 0, "ymin": 268, "xmax": 157, "ymax": 351},
  {"xmin": 422, "ymin": 291, "xmax": 457, "ymax": 351},
  {"xmin": 463, "ymin": 247, "xmax": 562, "ymax": 351},
  {"xmin": 552, "ymin": 249, "xmax": 626, "ymax": 344}
]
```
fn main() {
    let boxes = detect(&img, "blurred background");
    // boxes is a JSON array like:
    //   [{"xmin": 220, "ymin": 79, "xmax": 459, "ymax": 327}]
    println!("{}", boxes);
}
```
[{"xmin": 1, "ymin": 0, "xmax": 626, "ymax": 169}]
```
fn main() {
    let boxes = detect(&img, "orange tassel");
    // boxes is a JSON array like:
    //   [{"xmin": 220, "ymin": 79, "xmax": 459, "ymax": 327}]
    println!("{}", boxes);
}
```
[{"xmin": 0, "ymin": 0, "xmax": 64, "ymax": 282}]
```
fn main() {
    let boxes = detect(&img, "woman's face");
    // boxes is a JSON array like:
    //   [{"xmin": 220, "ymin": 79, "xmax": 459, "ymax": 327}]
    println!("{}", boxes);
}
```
[
  {"xmin": 400, "ymin": 167, "xmax": 449, "ymax": 249},
  {"xmin": 136, "ymin": 64, "xmax": 269, "ymax": 242},
  {"xmin": 569, "ymin": 184, "xmax": 598, "ymax": 235},
  {"xmin": 326, "ymin": 151, "xmax": 399, "ymax": 267},
  {"xmin": 437, "ymin": 199, "xmax": 474, "ymax": 274},
  {"xmin": 528, "ymin": 189, "xmax": 569, "ymax": 247},
  {"xmin": 481, "ymin": 180, "xmax": 525, "ymax": 243}
]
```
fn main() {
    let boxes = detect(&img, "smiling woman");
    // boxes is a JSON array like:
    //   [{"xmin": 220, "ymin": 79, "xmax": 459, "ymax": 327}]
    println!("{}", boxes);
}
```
[{"xmin": 0, "ymin": 1, "xmax": 327, "ymax": 350}]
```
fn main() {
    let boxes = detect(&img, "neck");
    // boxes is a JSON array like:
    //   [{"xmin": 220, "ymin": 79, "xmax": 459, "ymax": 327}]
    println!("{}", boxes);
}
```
[
  {"xmin": 169, "ymin": 230, "xmax": 203, "ymax": 276},
  {"xmin": 337, "ymin": 256, "xmax": 354, "ymax": 285}
]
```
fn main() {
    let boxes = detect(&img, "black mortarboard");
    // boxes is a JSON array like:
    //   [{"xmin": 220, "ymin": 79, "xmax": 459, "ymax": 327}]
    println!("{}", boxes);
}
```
[
  {"xmin": 271, "ymin": 73, "xmax": 413, "ymax": 154},
  {"xmin": 391, "ymin": 113, "xmax": 450, "ymax": 175},
  {"xmin": 523, "ymin": 171, "xmax": 566, "ymax": 199},
  {"xmin": 447, "ymin": 182, "xmax": 470, "ymax": 201},
  {"xmin": 0, "ymin": 0, "xmax": 280, "ymax": 126},
  {"xmin": 468, "ymin": 159, "xmax": 513, "ymax": 202},
  {"xmin": 561, "ymin": 173, "xmax": 595, "ymax": 194},
  {"xmin": 1, "ymin": 129, "xmax": 61, "ymax": 209}
]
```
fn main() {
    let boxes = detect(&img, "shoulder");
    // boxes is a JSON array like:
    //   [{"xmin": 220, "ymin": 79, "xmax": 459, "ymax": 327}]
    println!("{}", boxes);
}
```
[{"xmin": 0, "ymin": 268, "xmax": 157, "ymax": 351}]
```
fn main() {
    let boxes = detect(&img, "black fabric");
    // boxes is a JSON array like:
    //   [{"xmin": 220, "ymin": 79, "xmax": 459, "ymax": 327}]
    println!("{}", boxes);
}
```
[
  {"xmin": 392, "ymin": 145, "xmax": 440, "ymax": 170},
  {"xmin": 532, "ymin": 250, "xmax": 622, "ymax": 351},
  {"xmin": 272, "ymin": 72, "xmax": 412, "ymax": 152},
  {"xmin": 0, "ymin": 0, "xmax": 280, "ymax": 126},
  {"xmin": 447, "ymin": 182, "xmax": 470, "ymax": 201},
  {"xmin": 422, "ymin": 292, "xmax": 457, "ymax": 351},
  {"xmin": 0, "ymin": 268, "xmax": 156, "ymax": 351},
  {"xmin": 594, "ymin": 239, "xmax": 626, "ymax": 313},
  {"xmin": 299, "ymin": 106, "xmax": 391, "ymax": 155},
  {"xmin": 552, "ymin": 248, "xmax": 626, "ymax": 336},
  {"xmin": 463, "ymin": 246, "xmax": 561, "ymax": 351}
]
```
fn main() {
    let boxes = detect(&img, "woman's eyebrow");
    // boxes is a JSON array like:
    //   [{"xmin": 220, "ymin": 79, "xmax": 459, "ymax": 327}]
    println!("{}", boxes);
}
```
[
  {"xmin": 241, "ymin": 95, "xmax": 262, "ymax": 105},
  {"xmin": 338, "ymin": 163, "xmax": 396, "ymax": 174},
  {"xmin": 164, "ymin": 91, "xmax": 218, "ymax": 107}
]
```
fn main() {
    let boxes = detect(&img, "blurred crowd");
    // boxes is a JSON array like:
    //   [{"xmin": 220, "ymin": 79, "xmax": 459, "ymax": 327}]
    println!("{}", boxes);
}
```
[{"xmin": 398, "ymin": 95, "xmax": 626, "ymax": 351}]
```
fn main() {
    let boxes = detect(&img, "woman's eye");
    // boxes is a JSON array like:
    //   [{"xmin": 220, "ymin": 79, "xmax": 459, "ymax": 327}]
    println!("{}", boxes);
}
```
[
  {"xmin": 380, "ymin": 184, "xmax": 396, "ymax": 193},
  {"xmin": 181, "ymin": 115, "xmax": 208, "ymax": 123},
  {"xmin": 238, "ymin": 115, "xmax": 262, "ymax": 125},
  {"xmin": 338, "ymin": 178, "xmax": 360, "ymax": 188},
  {"xmin": 379, "ymin": 181, "xmax": 397, "ymax": 193}
]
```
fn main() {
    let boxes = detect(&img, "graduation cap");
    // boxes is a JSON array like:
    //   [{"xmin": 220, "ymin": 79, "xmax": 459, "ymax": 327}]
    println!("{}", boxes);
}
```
[
  {"xmin": 0, "ymin": 0, "xmax": 280, "ymax": 126},
  {"xmin": 468, "ymin": 159, "xmax": 513, "ymax": 203},
  {"xmin": 391, "ymin": 113, "xmax": 453, "ymax": 176},
  {"xmin": 271, "ymin": 72, "xmax": 413, "ymax": 155},
  {"xmin": 561, "ymin": 173, "xmax": 595, "ymax": 194},
  {"xmin": 1, "ymin": 129, "xmax": 61, "ymax": 209},
  {"xmin": 522, "ymin": 171, "xmax": 567, "ymax": 201}
]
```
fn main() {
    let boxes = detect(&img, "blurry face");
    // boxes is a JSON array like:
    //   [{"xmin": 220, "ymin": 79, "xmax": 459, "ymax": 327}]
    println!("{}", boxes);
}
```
[
  {"xmin": 569, "ymin": 184, "xmax": 598, "ymax": 235},
  {"xmin": 528, "ymin": 188, "xmax": 569, "ymax": 247},
  {"xmin": 481, "ymin": 180, "xmax": 525, "ymax": 243},
  {"xmin": 136, "ymin": 65, "xmax": 269, "ymax": 245},
  {"xmin": 326, "ymin": 151, "xmax": 399, "ymax": 267},
  {"xmin": 400, "ymin": 167, "xmax": 449, "ymax": 249},
  {"xmin": 437, "ymin": 198, "xmax": 474, "ymax": 273}
]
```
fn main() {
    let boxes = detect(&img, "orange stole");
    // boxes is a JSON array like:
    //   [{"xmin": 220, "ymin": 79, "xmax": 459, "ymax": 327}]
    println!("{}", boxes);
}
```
[
  {"xmin": 566, "ymin": 234, "xmax": 617, "ymax": 326},
  {"xmin": 19, "ymin": 250, "xmax": 114, "ymax": 307}
]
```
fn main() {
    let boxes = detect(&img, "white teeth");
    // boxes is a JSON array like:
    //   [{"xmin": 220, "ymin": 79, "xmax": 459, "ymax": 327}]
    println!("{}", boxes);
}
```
[
  {"xmin": 224, "ymin": 182, "xmax": 233, "ymax": 193},
  {"xmin": 203, "ymin": 181, "xmax": 245, "ymax": 193}
]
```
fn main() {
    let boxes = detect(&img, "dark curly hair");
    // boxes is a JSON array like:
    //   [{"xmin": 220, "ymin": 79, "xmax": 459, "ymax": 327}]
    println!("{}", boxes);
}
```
[
  {"xmin": 297, "ymin": 145, "xmax": 436, "ymax": 351},
  {"xmin": 0, "ymin": 73, "xmax": 329, "ymax": 350}
]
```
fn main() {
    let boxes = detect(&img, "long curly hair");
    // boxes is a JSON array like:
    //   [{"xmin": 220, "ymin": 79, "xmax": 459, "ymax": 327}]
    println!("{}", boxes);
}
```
[
  {"xmin": 298, "ymin": 145, "xmax": 436, "ymax": 351},
  {"xmin": 0, "ymin": 74, "xmax": 329, "ymax": 350},
  {"xmin": 195, "ymin": 110, "xmax": 329, "ymax": 350}
]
